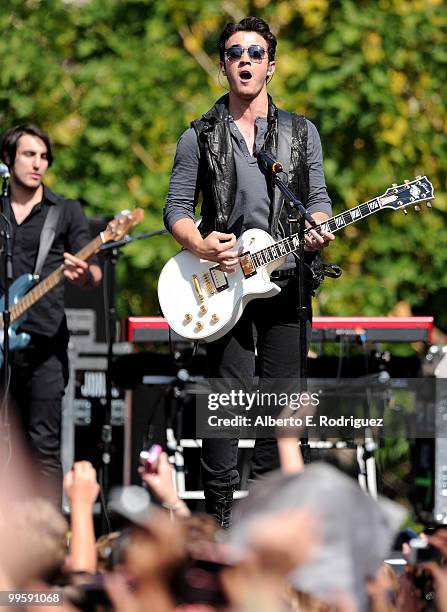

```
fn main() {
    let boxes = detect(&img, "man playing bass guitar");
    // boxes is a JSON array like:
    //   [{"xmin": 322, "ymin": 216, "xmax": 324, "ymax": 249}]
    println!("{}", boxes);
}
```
[{"xmin": 0, "ymin": 124, "xmax": 102, "ymax": 504}]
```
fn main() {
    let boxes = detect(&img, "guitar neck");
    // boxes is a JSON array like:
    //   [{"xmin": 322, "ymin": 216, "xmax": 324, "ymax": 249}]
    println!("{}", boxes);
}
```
[
  {"xmin": 250, "ymin": 195, "xmax": 387, "ymax": 268},
  {"xmin": 10, "ymin": 234, "xmax": 104, "ymax": 323}
]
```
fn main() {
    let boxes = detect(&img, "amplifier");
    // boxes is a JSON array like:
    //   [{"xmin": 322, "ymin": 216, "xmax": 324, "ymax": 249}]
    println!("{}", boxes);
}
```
[{"xmin": 61, "ymin": 342, "xmax": 131, "ymax": 512}]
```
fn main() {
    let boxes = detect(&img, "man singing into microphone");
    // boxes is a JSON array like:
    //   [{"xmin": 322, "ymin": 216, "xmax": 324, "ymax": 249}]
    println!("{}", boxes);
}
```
[
  {"xmin": 0, "ymin": 124, "xmax": 102, "ymax": 504},
  {"xmin": 163, "ymin": 17, "xmax": 334, "ymax": 527}
]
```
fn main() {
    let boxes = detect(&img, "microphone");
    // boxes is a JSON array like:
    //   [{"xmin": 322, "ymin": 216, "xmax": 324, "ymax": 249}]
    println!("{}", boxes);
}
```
[
  {"xmin": 256, "ymin": 151, "xmax": 283, "ymax": 174},
  {"xmin": 0, "ymin": 163, "xmax": 10, "ymax": 179}
]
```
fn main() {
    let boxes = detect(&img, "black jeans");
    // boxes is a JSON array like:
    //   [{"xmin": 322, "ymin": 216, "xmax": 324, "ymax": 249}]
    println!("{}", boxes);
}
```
[
  {"xmin": 201, "ymin": 277, "xmax": 311, "ymax": 490},
  {"xmin": 8, "ymin": 332, "xmax": 69, "ymax": 504}
]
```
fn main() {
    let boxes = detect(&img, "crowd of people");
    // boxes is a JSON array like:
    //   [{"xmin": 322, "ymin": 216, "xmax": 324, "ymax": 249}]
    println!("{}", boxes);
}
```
[{"xmin": 1, "ymin": 424, "xmax": 447, "ymax": 612}]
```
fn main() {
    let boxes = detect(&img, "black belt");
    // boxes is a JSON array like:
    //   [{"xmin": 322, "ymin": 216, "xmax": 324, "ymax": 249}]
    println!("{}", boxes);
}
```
[{"xmin": 270, "ymin": 268, "xmax": 297, "ymax": 280}]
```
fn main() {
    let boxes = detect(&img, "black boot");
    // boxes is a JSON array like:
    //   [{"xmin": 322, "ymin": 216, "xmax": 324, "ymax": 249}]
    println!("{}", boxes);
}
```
[{"xmin": 204, "ymin": 484, "xmax": 234, "ymax": 529}]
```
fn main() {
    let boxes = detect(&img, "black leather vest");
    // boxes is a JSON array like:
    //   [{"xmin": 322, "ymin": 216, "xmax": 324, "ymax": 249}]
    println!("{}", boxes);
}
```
[{"xmin": 191, "ymin": 94, "xmax": 309, "ymax": 240}]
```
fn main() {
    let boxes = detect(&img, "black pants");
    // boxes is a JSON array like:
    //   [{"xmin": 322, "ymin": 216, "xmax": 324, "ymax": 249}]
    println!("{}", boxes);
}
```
[
  {"xmin": 201, "ymin": 277, "xmax": 311, "ymax": 490},
  {"xmin": 8, "ymin": 332, "xmax": 69, "ymax": 504}
]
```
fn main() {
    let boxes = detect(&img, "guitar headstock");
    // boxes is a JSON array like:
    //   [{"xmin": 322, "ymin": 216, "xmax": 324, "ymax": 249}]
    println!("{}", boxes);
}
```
[
  {"xmin": 102, "ymin": 208, "xmax": 145, "ymax": 243},
  {"xmin": 380, "ymin": 176, "xmax": 434, "ymax": 212}
]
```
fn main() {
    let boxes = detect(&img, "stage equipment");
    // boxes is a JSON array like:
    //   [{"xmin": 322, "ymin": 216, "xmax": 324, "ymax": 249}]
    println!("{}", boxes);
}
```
[{"xmin": 128, "ymin": 316, "xmax": 433, "ymax": 344}]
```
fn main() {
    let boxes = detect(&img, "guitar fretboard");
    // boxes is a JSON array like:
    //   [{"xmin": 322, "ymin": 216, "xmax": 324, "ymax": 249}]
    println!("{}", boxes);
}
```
[
  {"xmin": 249, "ymin": 196, "xmax": 383, "ymax": 268},
  {"xmin": 9, "ymin": 234, "xmax": 104, "ymax": 323}
]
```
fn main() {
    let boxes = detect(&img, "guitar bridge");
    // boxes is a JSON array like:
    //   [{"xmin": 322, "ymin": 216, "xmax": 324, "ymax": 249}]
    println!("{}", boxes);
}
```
[{"xmin": 203, "ymin": 273, "xmax": 215, "ymax": 296}]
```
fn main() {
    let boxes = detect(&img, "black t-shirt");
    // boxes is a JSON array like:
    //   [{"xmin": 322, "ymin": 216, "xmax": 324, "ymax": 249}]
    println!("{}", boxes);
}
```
[{"xmin": 0, "ymin": 186, "xmax": 94, "ymax": 338}]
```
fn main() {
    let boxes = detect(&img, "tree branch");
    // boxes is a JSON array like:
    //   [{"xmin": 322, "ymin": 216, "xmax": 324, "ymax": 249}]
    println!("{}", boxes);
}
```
[{"xmin": 178, "ymin": 25, "xmax": 219, "ymax": 84}]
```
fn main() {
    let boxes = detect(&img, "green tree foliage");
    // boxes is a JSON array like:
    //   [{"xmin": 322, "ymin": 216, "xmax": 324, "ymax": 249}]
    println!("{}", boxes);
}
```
[{"xmin": 1, "ymin": 0, "xmax": 446, "ymax": 326}]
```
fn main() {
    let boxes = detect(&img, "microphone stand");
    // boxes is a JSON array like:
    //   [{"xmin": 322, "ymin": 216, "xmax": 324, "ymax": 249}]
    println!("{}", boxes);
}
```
[
  {"xmin": 271, "ymin": 172, "xmax": 316, "ymax": 464},
  {"xmin": 98, "ymin": 226, "xmax": 167, "ymax": 531},
  {"xmin": 1, "ymin": 175, "xmax": 13, "ymax": 430}
]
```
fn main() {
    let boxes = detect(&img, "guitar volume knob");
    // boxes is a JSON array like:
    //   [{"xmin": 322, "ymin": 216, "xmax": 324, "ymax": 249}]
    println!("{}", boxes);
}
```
[
  {"xmin": 211, "ymin": 314, "xmax": 219, "ymax": 322},
  {"xmin": 195, "ymin": 321, "xmax": 204, "ymax": 330},
  {"xmin": 184, "ymin": 313, "xmax": 193, "ymax": 322},
  {"xmin": 199, "ymin": 305, "xmax": 208, "ymax": 314}
]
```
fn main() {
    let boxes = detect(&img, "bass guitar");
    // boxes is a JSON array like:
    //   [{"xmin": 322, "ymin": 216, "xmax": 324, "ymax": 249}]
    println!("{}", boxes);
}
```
[{"xmin": 0, "ymin": 208, "xmax": 144, "ymax": 367}]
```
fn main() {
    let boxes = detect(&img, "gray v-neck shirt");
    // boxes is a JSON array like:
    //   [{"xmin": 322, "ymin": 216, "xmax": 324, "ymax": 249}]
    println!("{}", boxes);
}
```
[{"xmin": 164, "ymin": 116, "xmax": 332, "ymax": 241}]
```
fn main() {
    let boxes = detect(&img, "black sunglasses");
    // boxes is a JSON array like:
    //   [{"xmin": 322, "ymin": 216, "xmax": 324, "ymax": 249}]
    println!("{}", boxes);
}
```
[{"xmin": 224, "ymin": 44, "xmax": 267, "ymax": 63}]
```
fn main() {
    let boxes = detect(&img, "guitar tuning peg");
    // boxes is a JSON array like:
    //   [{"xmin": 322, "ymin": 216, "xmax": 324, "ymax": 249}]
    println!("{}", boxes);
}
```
[
  {"xmin": 404, "ymin": 179, "xmax": 409, "ymax": 184},
  {"xmin": 414, "ymin": 205, "xmax": 421, "ymax": 212},
  {"xmin": 392, "ymin": 183, "xmax": 397, "ymax": 187},
  {"xmin": 403, "ymin": 209, "xmax": 408, "ymax": 215},
  {"xmin": 416, "ymin": 175, "xmax": 422, "ymax": 179},
  {"xmin": 426, "ymin": 202, "xmax": 432, "ymax": 208}
]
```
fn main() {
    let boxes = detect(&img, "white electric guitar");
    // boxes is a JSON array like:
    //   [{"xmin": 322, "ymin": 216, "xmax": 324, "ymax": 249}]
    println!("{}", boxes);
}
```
[{"xmin": 158, "ymin": 177, "xmax": 434, "ymax": 343}]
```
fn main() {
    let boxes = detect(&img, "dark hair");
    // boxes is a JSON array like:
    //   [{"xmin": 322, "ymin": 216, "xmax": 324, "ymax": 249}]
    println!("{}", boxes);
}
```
[
  {"xmin": 218, "ymin": 16, "xmax": 277, "ymax": 62},
  {"xmin": 0, "ymin": 124, "xmax": 53, "ymax": 167}
]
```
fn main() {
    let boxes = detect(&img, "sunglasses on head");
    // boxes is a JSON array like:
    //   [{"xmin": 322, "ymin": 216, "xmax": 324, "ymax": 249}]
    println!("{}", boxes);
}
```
[{"xmin": 224, "ymin": 44, "xmax": 267, "ymax": 63}]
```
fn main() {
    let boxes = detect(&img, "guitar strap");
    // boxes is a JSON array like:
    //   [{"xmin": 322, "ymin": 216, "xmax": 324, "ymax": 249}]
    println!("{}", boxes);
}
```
[
  {"xmin": 276, "ymin": 109, "xmax": 306, "ymax": 233},
  {"xmin": 276, "ymin": 109, "xmax": 302, "ymax": 258},
  {"xmin": 275, "ymin": 109, "xmax": 293, "ymax": 214},
  {"xmin": 33, "ymin": 203, "xmax": 62, "ymax": 278},
  {"xmin": 275, "ymin": 110, "xmax": 342, "ymax": 289}
]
